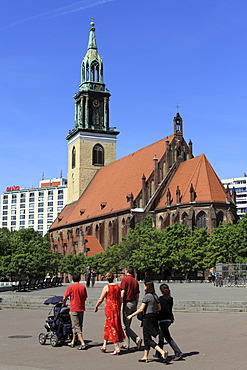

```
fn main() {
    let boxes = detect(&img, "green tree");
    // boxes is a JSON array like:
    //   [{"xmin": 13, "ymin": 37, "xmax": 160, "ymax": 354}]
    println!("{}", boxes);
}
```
[
  {"xmin": 0, "ymin": 228, "xmax": 12, "ymax": 256},
  {"xmin": 120, "ymin": 217, "xmax": 155, "ymax": 261},
  {"xmin": 60, "ymin": 253, "xmax": 86, "ymax": 276},
  {"xmin": 129, "ymin": 226, "xmax": 165, "ymax": 275},
  {"xmin": 184, "ymin": 227, "xmax": 210, "ymax": 277},
  {"xmin": 207, "ymin": 222, "xmax": 239, "ymax": 265},
  {"xmin": 0, "ymin": 228, "xmax": 62, "ymax": 278},
  {"xmin": 158, "ymin": 223, "xmax": 191, "ymax": 277},
  {"xmin": 233, "ymin": 214, "xmax": 247, "ymax": 262}
]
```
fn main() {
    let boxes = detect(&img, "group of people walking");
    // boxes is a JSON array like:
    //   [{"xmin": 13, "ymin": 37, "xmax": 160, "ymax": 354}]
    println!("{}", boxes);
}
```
[{"xmin": 63, "ymin": 265, "xmax": 183, "ymax": 363}]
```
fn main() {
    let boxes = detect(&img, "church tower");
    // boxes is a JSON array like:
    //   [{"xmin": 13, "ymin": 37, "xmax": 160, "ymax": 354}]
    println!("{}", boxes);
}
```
[{"xmin": 66, "ymin": 21, "xmax": 119, "ymax": 203}]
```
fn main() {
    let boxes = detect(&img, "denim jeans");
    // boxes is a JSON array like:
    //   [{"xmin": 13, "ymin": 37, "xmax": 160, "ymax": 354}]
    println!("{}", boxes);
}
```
[{"xmin": 157, "ymin": 320, "xmax": 182, "ymax": 356}]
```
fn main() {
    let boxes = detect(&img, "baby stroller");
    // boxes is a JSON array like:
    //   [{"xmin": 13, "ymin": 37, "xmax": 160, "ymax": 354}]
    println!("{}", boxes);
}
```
[{"xmin": 38, "ymin": 296, "xmax": 72, "ymax": 347}]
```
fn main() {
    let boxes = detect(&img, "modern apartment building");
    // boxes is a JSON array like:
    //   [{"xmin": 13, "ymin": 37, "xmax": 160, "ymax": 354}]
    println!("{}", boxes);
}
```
[
  {"xmin": 0, "ymin": 178, "xmax": 67, "ymax": 235},
  {"xmin": 221, "ymin": 174, "xmax": 247, "ymax": 218}
]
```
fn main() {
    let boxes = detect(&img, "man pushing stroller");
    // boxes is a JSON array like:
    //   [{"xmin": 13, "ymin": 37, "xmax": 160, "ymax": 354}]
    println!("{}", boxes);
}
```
[{"xmin": 63, "ymin": 273, "xmax": 88, "ymax": 350}]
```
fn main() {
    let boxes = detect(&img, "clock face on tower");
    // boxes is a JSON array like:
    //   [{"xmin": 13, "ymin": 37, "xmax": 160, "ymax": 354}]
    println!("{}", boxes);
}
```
[{"xmin": 93, "ymin": 99, "xmax": 100, "ymax": 107}]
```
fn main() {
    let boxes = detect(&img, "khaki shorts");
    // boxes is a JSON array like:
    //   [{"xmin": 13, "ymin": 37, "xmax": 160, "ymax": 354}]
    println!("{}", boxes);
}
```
[{"xmin": 70, "ymin": 311, "xmax": 84, "ymax": 335}]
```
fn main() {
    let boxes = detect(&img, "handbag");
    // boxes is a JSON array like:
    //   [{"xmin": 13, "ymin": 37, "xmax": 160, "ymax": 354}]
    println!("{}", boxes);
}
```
[{"xmin": 137, "ymin": 312, "xmax": 144, "ymax": 321}]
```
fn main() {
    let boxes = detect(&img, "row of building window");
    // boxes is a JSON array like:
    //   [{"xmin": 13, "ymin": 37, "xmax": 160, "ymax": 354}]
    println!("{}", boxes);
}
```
[
  {"xmin": 3, "ymin": 196, "xmax": 64, "ymax": 204},
  {"xmin": 3, "ymin": 189, "xmax": 64, "ymax": 199},
  {"xmin": 2, "ymin": 206, "xmax": 63, "ymax": 214},
  {"xmin": 229, "ymin": 187, "xmax": 246, "ymax": 193},
  {"xmin": 2, "ymin": 214, "xmax": 55, "ymax": 220},
  {"xmin": 2, "ymin": 220, "xmax": 53, "ymax": 227}
]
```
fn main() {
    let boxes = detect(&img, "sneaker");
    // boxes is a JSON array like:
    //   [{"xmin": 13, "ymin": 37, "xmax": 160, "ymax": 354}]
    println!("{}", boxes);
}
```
[
  {"xmin": 173, "ymin": 354, "xmax": 183, "ymax": 361},
  {"xmin": 137, "ymin": 338, "xmax": 142, "ymax": 351}
]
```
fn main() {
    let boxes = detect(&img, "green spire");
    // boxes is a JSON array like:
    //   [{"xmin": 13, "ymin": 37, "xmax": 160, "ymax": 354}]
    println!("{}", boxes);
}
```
[
  {"xmin": 87, "ymin": 20, "xmax": 97, "ymax": 50},
  {"xmin": 66, "ymin": 19, "xmax": 119, "ymax": 140},
  {"xmin": 80, "ymin": 19, "xmax": 103, "ymax": 84}
]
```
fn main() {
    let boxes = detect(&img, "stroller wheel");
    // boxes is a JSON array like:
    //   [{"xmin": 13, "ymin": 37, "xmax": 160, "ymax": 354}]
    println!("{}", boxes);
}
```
[
  {"xmin": 38, "ymin": 333, "xmax": 47, "ymax": 345},
  {"xmin": 50, "ymin": 334, "xmax": 59, "ymax": 347}
]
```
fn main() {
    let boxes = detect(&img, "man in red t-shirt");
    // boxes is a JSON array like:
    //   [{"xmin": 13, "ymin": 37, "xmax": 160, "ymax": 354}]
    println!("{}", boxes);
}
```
[
  {"xmin": 63, "ymin": 273, "xmax": 87, "ymax": 349},
  {"xmin": 120, "ymin": 265, "xmax": 142, "ymax": 350}
]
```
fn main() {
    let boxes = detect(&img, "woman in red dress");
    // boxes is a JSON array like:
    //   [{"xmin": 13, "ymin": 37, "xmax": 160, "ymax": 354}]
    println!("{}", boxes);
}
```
[{"xmin": 94, "ymin": 272, "xmax": 125, "ymax": 355}]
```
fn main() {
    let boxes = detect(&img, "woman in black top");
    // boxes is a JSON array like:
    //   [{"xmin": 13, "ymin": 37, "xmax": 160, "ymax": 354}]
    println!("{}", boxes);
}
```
[
  {"xmin": 127, "ymin": 281, "xmax": 168, "ymax": 363},
  {"xmin": 156, "ymin": 283, "xmax": 183, "ymax": 361}
]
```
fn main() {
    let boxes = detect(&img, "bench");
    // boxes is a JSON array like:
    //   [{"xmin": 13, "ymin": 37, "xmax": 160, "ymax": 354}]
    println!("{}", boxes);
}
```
[
  {"xmin": 44, "ymin": 277, "xmax": 52, "ymax": 288},
  {"xmin": 27, "ymin": 278, "xmax": 38, "ymax": 290},
  {"xmin": 12, "ymin": 276, "xmax": 63, "ymax": 292},
  {"xmin": 51, "ymin": 276, "xmax": 59, "ymax": 287},
  {"xmin": 36, "ymin": 277, "xmax": 45, "ymax": 289},
  {"xmin": 12, "ymin": 280, "xmax": 29, "ymax": 292}
]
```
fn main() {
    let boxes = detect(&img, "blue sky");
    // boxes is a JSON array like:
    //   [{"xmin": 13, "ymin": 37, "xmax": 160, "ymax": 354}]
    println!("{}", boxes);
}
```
[{"xmin": 0, "ymin": 0, "xmax": 246, "ymax": 194}]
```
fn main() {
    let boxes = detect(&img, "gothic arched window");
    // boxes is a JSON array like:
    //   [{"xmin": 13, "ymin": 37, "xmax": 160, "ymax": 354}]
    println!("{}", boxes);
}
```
[
  {"xmin": 95, "ymin": 224, "xmax": 99, "ymax": 240},
  {"xmin": 122, "ymin": 218, "xmax": 128, "ymax": 238},
  {"xmin": 196, "ymin": 211, "xmax": 207, "ymax": 229},
  {"xmin": 216, "ymin": 211, "xmax": 224, "ymax": 227},
  {"xmin": 93, "ymin": 144, "xmax": 104, "ymax": 166},
  {"xmin": 108, "ymin": 221, "xmax": 113, "ymax": 246},
  {"xmin": 90, "ymin": 60, "xmax": 99, "ymax": 82},
  {"xmin": 181, "ymin": 212, "xmax": 189, "ymax": 227},
  {"xmin": 72, "ymin": 147, "xmax": 76, "ymax": 169},
  {"xmin": 86, "ymin": 62, "xmax": 89, "ymax": 81}
]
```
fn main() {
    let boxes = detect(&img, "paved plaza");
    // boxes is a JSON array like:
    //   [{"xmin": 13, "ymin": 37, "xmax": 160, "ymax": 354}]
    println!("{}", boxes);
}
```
[
  {"xmin": 2, "ymin": 280, "xmax": 247, "ymax": 303},
  {"xmin": 1, "ymin": 282, "xmax": 247, "ymax": 369}
]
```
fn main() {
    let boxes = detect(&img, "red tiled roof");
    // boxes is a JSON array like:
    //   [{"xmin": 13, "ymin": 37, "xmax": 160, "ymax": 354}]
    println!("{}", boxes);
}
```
[
  {"xmin": 156, "ymin": 154, "xmax": 227, "ymax": 209},
  {"xmin": 50, "ymin": 135, "xmax": 174, "ymax": 230},
  {"xmin": 85, "ymin": 235, "xmax": 104, "ymax": 256}
]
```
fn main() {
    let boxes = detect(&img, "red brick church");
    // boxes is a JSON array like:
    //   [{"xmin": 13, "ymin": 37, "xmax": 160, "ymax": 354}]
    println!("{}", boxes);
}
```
[{"xmin": 49, "ymin": 22, "xmax": 237, "ymax": 256}]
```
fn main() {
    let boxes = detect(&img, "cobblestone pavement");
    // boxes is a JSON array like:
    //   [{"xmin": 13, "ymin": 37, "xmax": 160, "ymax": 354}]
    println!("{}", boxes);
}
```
[{"xmin": 0, "ymin": 307, "xmax": 247, "ymax": 370}]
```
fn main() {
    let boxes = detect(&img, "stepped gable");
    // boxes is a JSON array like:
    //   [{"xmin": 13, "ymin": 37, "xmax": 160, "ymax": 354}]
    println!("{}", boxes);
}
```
[
  {"xmin": 51, "ymin": 135, "xmax": 174, "ymax": 230},
  {"xmin": 157, "ymin": 154, "xmax": 227, "ymax": 208}
]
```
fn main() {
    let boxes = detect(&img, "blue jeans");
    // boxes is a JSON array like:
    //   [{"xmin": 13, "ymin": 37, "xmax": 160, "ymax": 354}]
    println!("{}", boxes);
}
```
[{"xmin": 157, "ymin": 320, "xmax": 182, "ymax": 356}]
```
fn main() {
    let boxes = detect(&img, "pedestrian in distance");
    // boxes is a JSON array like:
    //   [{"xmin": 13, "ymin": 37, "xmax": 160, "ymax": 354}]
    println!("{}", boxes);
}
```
[
  {"xmin": 120, "ymin": 265, "xmax": 142, "ymax": 350},
  {"xmin": 63, "ymin": 273, "xmax": 88, "ymax": 350},
  {"xmin": 127, "ymin": 280, "xmax": 168, "ymax": 363},
  {"xmin": 94, "ymin": 272, "xmax": 125, "ymax": 355},
  {"xmin": 91, "ymin": 268, "xmax": 97, "ymax": 287},
  {"xmin": 85, "ymin": 266, "xmax": 91, "ymax": 288},
  {"xmin": 154, "ymin": 283, "xmax": 183, "ymax": 361}
]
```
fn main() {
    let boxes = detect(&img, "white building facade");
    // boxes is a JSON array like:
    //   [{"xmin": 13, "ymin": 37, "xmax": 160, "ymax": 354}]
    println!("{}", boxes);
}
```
[
  {"xmin": 0, "ymin": 178, "xmax": 67, "ymax": 235},
  {"xmin": 221, "ymin": 174, "xmax": 247, "ymax": 218}
]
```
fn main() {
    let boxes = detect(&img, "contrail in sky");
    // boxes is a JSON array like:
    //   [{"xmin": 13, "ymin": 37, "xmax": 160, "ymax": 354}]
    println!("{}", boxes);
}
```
[{"xmin": 1, "ymin": 0, "xmax": 114, "ymax": 30}]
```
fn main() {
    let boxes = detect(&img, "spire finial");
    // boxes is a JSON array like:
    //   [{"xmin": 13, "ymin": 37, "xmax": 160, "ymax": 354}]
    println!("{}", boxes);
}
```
[
  {"xmin": 90, "ymin": 17, "xmax": 95, "ymax": 28},
  {"xmin": 175, "ymin": 104, "xmax": 180, "ymax": 112},
  {"xmin": 87, "ymin": 17, "xmax": 97, "ymax": 50}
]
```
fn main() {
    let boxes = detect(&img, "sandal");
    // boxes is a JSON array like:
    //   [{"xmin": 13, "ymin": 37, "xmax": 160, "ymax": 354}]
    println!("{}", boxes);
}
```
[
  {"xmin": 68, "ymin": 342, "xmax": 75, "ymax": 348},
  {"xmin": 78, "ymin": 344, "xmax": 87, "ymax": 350},
  {"xmin": 138, "ymin": 358, "xmax": 149, "ymax": 363},
  {"xmin": 111, "ymin": 350, "xmax": 120, "ymax": 355},
  {"xmin": 100, "ymin": 347, "xmax": 106, "ymax": 352}
]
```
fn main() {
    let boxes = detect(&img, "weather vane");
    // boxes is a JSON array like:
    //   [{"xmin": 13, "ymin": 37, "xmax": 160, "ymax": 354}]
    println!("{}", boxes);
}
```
[{"xmin": 175, "ymin": 104, "xmax": 180, "ymax": 112}]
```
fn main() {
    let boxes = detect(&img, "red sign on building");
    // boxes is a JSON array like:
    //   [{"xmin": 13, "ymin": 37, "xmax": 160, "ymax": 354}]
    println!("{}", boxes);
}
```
[{"xmin": 6, "ymin": 186, "xmax": 20, "ymax": 192}]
